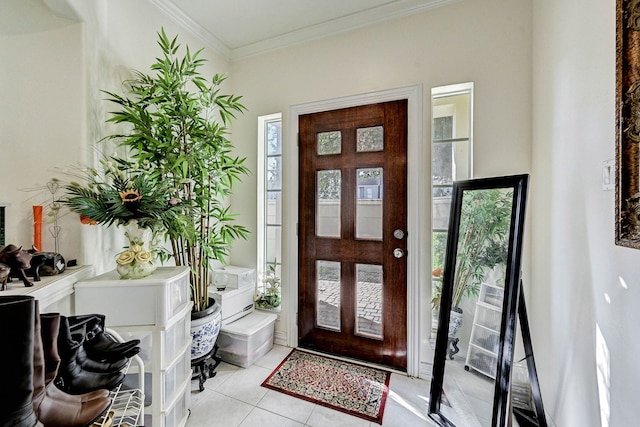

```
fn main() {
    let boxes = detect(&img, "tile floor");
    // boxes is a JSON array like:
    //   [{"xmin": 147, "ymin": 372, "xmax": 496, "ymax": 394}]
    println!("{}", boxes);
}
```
[{"xmin": 186, "ymin": 344, "xmax": 436, "ymax": 427}]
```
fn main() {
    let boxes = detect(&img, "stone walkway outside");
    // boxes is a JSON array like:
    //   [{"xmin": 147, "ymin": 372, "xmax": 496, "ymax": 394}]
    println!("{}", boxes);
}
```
[{"xmin": 317, "ymin": 279, "xmax": 383, "ymax": 337}]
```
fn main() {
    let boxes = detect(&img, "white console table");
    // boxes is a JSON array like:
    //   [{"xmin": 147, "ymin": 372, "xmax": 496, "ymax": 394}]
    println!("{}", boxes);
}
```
[
  {"xmin": 1, "ymin": 265, "xmax": 94, "ymax": 314},
  {"xmin": 74, "ymin": 266, "xmax": 192, "ymax": 427}
]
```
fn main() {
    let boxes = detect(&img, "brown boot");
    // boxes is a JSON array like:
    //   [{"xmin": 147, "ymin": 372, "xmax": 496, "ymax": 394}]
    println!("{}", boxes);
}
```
[
  {"xmin": 32, "ymin": 302, "xmax": 112, "ymax": 427},
  {"xmin": 39, "ymin": 312, "xmax": 108, "ymax": 401}
]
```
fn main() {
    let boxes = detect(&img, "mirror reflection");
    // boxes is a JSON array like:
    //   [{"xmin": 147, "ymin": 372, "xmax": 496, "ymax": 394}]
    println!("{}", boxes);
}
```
[
  {"xmin": 430, "ymin": 174, "xmax": 538, "ymax": 427},
  {"xmin": 434, "ymin": 187, "xmax": 512, "ymax": 426}
]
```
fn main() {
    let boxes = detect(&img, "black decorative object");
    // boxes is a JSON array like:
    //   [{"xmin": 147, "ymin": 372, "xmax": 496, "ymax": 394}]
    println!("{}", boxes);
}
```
[
  {"xmin": 0, "ymin": 244, "xmax": 34, "ymax": 290},
  {"xmin": 428, "ymin": 174, "xmax": 547, "ymax": 427},
  {"xmin": 191, "ymin": 344, "xmax": 222, "ymax": 392}
]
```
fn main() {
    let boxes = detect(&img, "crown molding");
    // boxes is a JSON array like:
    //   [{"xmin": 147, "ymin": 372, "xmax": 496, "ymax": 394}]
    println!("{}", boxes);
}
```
[
  {"xmin": 152, "ymin": 0, "xmax": 459, "ymax": 62},
  {"xmin": 150, "ymin": 0, "xmax": 231, "ymax": 60},
  {"xmin": 230, "ymin": 0, "xmax": 460, "ymax": 61}
]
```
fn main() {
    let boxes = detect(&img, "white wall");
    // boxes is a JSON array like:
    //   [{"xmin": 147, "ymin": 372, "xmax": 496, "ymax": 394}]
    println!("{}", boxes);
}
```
[
  {"xmin": 229, "ymin": 0, "xmax": 532, "ymax": 371},
  {"xmin": 532, "ymin": 1, "xmax": 639, "ymax": 426},
  {"xmin": 1, "ymin": 0, "xmax": 231, "ymax": 274},
  {"xmin": 0, "ymin": 23, "xmax": 85, "ymax": 258}
]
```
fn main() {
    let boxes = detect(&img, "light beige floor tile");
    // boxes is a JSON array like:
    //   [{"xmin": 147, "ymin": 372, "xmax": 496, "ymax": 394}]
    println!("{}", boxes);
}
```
[
  {"xmin": 387, "ymin": 374, "xmax": 431, "ymax": 418},
  {"xmin": 239, "ymin": 407, "xmax": 304, "ymax": 427},
  {"xmin": 201, "ymin": 360, "xmax": 241, "ymax": 391},
  {"xmin": 187, "ymin": 389, "xmax": 253, "ymax": 427},
  {"xmin": 380, "ymin": 399, "xmax": 436, "ymax": 426},
  {"xmin": 257, "ymin": 389, "xmax": 316, "ymax": 424},
  {"xmin": 306, "ymin": 405, "xmax": 371, "ymax": 427},
  {"xmin": 215, "ymin": 363, "xmax": 272, "ymax": 405},
  {"xmin": 254, "ymin": 344, "xmax": 293, "ymax": 370}
]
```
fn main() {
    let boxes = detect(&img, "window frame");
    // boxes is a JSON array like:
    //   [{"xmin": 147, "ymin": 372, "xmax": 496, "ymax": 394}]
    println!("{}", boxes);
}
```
[{"xmin": 257, "ymin": 113, "xmax": 283, "ymax": 286}]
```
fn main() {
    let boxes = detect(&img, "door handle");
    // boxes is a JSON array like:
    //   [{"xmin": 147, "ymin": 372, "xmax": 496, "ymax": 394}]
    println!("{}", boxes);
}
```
[{"xmin": 393, "ymin": 248, "xmax": 405, "ymax": 258}]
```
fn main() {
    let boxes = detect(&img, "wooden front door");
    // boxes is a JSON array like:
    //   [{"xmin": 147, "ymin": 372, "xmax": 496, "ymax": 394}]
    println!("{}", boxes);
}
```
[{"xmin": 298, "ymin": 100, "xmax": 408, "ymax": 371}]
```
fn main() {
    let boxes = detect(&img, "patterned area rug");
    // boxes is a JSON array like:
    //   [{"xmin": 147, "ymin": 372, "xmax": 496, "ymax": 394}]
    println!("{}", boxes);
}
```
[{"xmin": 261, "ymin": 349, "xmax": 391, "ymax": 424}]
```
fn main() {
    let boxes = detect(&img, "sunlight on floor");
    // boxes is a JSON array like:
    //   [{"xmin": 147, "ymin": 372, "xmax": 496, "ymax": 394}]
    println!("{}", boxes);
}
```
[
  {"xmin": 187, "ymin": 344, "xmax": 436, "ymax": 426},
  {"xmin": 595, "ymin": 323, "xmax": 610, "ymax": 427}
]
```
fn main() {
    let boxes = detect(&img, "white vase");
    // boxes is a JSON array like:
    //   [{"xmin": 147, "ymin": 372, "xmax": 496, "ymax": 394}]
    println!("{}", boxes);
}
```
[{"xmin": 115, "ymin": 219, "xmax": 158, "ymax": 279}]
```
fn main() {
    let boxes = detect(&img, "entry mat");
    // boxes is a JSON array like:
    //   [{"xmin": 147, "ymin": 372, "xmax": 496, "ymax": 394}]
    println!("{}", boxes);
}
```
[{"xmin": 261, "ymin": 348, "xmax": 391, "ymax": 424}]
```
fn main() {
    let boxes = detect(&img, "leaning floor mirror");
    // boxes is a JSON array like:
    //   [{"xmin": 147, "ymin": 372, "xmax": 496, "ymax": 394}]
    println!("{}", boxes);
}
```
[{"xmin": 428, "ymin": 174, "xmax": 543, "ymax": 427}]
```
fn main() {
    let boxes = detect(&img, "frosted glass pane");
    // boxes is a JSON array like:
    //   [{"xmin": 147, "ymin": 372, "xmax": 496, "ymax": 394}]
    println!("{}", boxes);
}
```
[
  {"xmin": 267, "ymin": 156, "xmax": 282, "ymax": 190},
  {"xmin": 266, "ymin": 121, "xmax": 281, "ymax": 155},
  {"xmin": 318, "ymin": 131, "xmax": 341, "ymax": 155},
  {"xmin": 266, "ymin": 191, "xmax": 282, "ymax": 224},
  {"xmin": 356, "ymin": 126, "xmax": 383, "ymax": 152}
]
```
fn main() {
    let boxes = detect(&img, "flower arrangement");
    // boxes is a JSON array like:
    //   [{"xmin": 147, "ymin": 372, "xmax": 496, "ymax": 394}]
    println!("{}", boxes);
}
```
[
  {"xmin": 56, "ymin": 155, "xmax": 185, "ymax": 278},
  {"xmin": 57, "ymin": 156, "xmax": 183, "ymax": 232},
  {"xmin": 255, "ymin": 259, "xmax": 281, "ymax": 309}
]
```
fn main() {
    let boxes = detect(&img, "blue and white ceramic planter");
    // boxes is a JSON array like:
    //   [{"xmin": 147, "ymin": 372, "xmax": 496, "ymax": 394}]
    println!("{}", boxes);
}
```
[
  {"xmin": 448, "ymin": 309, "xmax": 464, "ymax": 338},
  {"xmin": 190, "ymin": 298, "xmax": 221, "ymax": 360}
]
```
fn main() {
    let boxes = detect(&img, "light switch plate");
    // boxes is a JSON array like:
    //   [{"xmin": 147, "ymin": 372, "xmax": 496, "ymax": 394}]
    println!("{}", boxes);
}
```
[{"xmin": 602, "ymin": 159, "xmax": 614, "ymax": 191}]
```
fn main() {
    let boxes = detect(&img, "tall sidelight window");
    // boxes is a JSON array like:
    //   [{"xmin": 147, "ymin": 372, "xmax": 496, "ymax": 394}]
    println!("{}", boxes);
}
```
[
  {"xmin": 430, "ymin": 83, "xmax": 473, "ymax": 336},
  {"xmin": 258, "ymin": 113, "xmax": 283, "ymax": 288}
]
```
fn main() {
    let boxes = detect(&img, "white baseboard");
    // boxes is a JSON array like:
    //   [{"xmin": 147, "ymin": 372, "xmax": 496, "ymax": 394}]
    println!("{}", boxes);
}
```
[
  {"xmin": 419, "ymin": 360, "xmax": 433, "ymax": 380},
  {"xmin": 274, "ymin": 330, "xmax": 288, "ymax": 347}
]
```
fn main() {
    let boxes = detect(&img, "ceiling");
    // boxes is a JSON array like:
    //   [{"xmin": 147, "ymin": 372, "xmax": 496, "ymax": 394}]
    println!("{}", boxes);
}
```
[
  {"xmin": 152, "ymin": 0, "xmax": 459, "ymax": 60},
  {"xmin": 1, "ymin": 0, "xmax": 458, "ymax": 60}
]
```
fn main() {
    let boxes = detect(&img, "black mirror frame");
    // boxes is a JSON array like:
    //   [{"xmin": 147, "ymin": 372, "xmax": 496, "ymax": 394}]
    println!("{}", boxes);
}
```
[{"xmin": 428, "ymin": 174, "xmax": 529, "ymax": 427}]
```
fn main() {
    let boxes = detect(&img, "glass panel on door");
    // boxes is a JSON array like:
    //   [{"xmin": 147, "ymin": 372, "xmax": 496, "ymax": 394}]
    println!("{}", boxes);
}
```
[
  {"xmin": 316, "ymin": 260, "xmax": 341, "ymax": 331},
  {"xmin": 356, "ymin": 126, "xmax": 384, "ymax": 152},
  {"xmin": 316, "ymin": 170, "xmax": 341, "ymax": 238},
  {"xmin": 356, "ymin": 264, "xmax": 383, "ymax": 339},
  {"xmin": 356, "ymin": 168, "xmax": 383, "ymax": 240},
  {"xmin": 318, "ymin": 131, "xmax": 342, "ymax": 155}
]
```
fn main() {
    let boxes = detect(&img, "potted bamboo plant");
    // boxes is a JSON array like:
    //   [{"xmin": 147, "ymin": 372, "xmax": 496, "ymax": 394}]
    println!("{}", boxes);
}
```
[
  {"xmin": 432, "ymin": 188, "xmax": 512, "ymax": 337},
  {"xmin": 101, "ymin": 29, "xmax": 249, "ymax": 359}
]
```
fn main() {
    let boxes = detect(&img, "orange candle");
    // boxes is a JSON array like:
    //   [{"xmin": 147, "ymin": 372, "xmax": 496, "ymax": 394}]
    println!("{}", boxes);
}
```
[{"xmin": 33, "ymin": 205, "xmax": 42, "ymax": 250}]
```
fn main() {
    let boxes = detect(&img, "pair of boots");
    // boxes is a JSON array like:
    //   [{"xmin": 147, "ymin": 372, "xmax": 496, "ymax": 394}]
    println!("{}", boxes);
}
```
[
  {"xmin": 0, "ymin": 295, "xmax": 108, "ymax": 427},
  {"xmin": 55, "ymin": 314, "xmax": 139, "ymax": 395},
  {"xmin": 0, "ymin": 296, "xmax": 137, "ymax": 427}
]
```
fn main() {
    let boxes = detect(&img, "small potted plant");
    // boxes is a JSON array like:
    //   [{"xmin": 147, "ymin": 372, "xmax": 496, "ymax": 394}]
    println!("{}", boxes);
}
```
[{"xmin": 255, "ymin": 259, "xmax": 281, "ymax": 309}]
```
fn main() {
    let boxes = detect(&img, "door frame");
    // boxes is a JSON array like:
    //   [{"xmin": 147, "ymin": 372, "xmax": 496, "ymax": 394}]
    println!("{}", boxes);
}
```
[{"xmin": 285, "ymin": 85, "xmax": 423, "ymax": 376}]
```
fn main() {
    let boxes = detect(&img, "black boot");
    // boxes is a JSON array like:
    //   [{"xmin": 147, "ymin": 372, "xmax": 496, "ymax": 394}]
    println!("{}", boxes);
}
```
[
  {"xmin": 76, "ymin": 345, "xmax": 128, "ymax": 374},
  {"xmin": 55, "ymin": 316, "xmax": 125, "ymax": 394},
  {"xmin": 0, "ymin": 295, "xmax": 37, "ymax": 427},
  {"xmin": 68, "ymin": 314, "xmax": 140, "ymax": 362}
]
